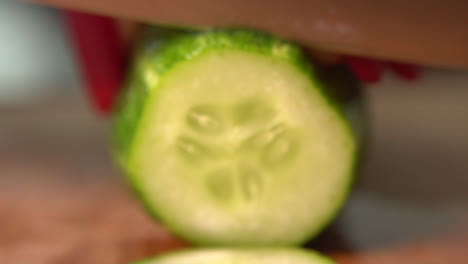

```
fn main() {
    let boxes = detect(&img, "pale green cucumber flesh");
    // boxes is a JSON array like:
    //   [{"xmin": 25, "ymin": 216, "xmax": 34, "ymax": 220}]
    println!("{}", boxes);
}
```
[
  {"xmin": 114, "ymin": 29, "xmax": 357, "ymax": 246},
  {"xmin": 132, "ymin": 248, "xmax": 334, "ymax": 264}
]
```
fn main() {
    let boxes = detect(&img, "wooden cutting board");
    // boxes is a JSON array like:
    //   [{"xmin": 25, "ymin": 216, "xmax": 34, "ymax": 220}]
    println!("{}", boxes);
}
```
[{"xmin": 1, "ymin": 156, "xmax": 468, "ymax": 264}]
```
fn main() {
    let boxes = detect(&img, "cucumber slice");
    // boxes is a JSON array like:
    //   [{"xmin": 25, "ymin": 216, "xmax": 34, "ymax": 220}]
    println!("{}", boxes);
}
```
[
  {"xmin": 114, "ymin": 28, "xmax": 357, "ymax": 246},
  {"xmin": 132, "ymin": 248, "xmax": 334, "ymax": 264}
]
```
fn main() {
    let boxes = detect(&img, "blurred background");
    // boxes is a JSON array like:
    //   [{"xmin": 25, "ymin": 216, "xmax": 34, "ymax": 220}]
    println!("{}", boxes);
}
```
[
  {"xmin": 0, "ymin": 0, "xmax": 81, "ymax": 105},
  {"xmin": 0, "ymin": 1, "xmax": 467, "ymax": 263}
]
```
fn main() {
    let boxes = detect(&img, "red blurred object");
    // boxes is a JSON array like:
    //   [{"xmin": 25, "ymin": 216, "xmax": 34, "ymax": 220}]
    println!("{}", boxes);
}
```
[
  {"xmin": 63, "ymin": 10, "xmax": 127, "ymax": 114},
  {"xmin": 344, "ymin": 55, "xmax": 421, "ymax": 84},
  {"xmin": 388, "ymin": 62, "xmax": 421, "ymax": 81},
  {"xmin": 344, "ymin": 56, "xmax": 384, "ymax": 84}
]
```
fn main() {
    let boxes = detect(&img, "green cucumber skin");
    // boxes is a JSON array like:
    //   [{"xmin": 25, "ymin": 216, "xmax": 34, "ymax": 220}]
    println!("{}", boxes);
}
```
[
  {"xmin": 113, "ymin": 27, "xmax": 361, "ymax": 244},
  {"xmin": 114, "ymin": 27, "xmax": 351, "ymax": 162},
  {"xmin": 131, "ymin": 248, "xmax": 335, "ymax": 264}
]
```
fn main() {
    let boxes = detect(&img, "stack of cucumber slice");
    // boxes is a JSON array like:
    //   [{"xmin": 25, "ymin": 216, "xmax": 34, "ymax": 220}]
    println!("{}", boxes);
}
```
[
  {"xmin": 133, "ymin": 248, "xmax": 335, "ymax": 264},
  {"xmin": 114, "ymin": 27, "xmax": 361, "ymax": 264}
]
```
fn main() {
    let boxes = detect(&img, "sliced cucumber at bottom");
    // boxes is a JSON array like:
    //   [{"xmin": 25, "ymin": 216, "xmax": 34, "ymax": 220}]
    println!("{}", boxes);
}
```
[
  {"xmin": 114, "ymin": 28, "xmax": 357, "ymax": 246},
  {"xmin": 132, "ymin": 248, "xmax": 334, "ymax": 264}
]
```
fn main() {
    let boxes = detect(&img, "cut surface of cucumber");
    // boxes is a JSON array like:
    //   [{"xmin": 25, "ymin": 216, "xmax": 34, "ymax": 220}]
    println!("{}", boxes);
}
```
[
  {"xmin": 132, "ymin": 248, "xmax": 334, "ymax": 264},
  {"xmin": 114, "ymin": 28, "xmax": 357, "ymax": 246}
]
